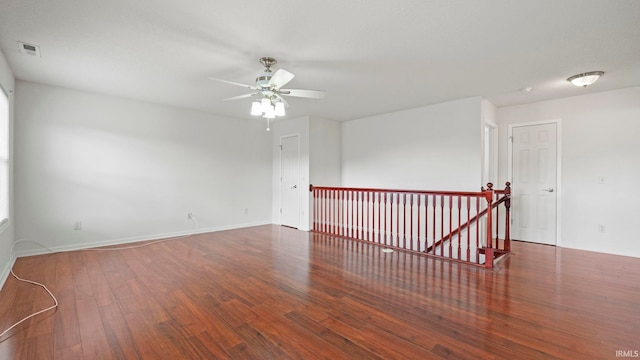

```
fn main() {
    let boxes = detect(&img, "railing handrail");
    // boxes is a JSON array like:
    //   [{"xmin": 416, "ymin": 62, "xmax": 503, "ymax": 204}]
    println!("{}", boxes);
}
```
[{"xmin": 310, "ymin": 185, "xmax": 488, "ymax": 198}]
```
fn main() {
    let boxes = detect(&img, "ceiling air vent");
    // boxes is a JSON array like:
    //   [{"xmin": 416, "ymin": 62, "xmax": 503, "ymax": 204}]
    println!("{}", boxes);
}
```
[{"xmin": 17, "ymin": 41, "xmax": 41, "ymax": 57}]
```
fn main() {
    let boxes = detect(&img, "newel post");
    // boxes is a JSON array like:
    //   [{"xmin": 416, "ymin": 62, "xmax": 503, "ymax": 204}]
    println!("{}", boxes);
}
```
[
  {"xmin": 309, "ymin": 184, "xmax": 316, "ymax": 231},
  {"xmin": 484, "ymin": 183, "xmax": 495, "ymax": 269},
  {"xmin": 503, "ymin": 182, "xmax": 511, "ymax": 252}
]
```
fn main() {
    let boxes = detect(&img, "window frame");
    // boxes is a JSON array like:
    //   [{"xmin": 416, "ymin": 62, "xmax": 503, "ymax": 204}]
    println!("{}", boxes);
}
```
[{"xmin": 0, "ymin": 84, "xmax": 9, "ymax": 231}]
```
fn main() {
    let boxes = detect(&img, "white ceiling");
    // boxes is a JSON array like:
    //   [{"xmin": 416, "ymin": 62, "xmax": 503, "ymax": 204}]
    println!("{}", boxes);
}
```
[{"xmin": 1, "ymin": 0, "xmax": 639, "ymax": 122}]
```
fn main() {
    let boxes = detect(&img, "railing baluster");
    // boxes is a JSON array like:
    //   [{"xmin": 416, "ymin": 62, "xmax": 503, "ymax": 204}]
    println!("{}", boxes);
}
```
[
  {"xmin": 448, "ymin": 195, "xmax": 453, "ymax": 258},
  {"xmin": 335, "ymin": 189, "xmax": 339, "ymax": 235},
  {"xmin": 351, "ymin": 191, "xmax": 355, "ymax": 239},
  {"xmin": 495, "ymin": 195, "xmax": 500, "ymax": 247},
  {"xmin": 417, "ymin": 194, "xmax": 421, "ymax": 251},
  {"xmin": 366, "ymin": 192, "xmax": 369, "ymax": 241},
  {"xmin": 476, "ymin": 196, "xmax": 480, "ymax": 264},
  {"xmin": 383, "ymin": 193, "xmax": 387, "ymax": 246},
  {"xmin": 376, "ymin": 192, "xmax": 381, "ymax": 244},
  {"xmin": 358, "ymin": 191, "xmax": 361, "ymax": 240},
  {"xmin": 457, "ymin": 195, "xmax": 462, "ymax": 260},
  {"xmin": 403, "ymin": 193, "xmax": 407, "ymax": 249},
  {"xmin": 440, "ymin": 195, "xmax": 445, "ymax": 257},
  {"xmin": 326, "ymin": 189, "xmax": 330, "ymax": 234},
  {"xmin": 432, "ymin": 195, "xmax": 436, "ymax": 254},
  {"xmin": 317, "ymin": 188, "xmax": 320, "ymax": 231},
  {"xmin": 390, "ymin": 193, "xmax": 395, "ymax": 246},
  {"xmin": 351, "ymin": 190, "xmax": 355, "ymax": 238},
  {"xmin": 329, "ymin": 189, "xmax": 332, "ymax": 234},
  {"xmin": 320, "ymin": 188, "xmax": 323, "ymax": 232},
  {"xmin": 339, "ymin": 189, "xmax": 342, "ymax": 235},
  {"xmin": 318, "ymin": 188, "xmax": 321, "ymax": 232},
  {"xmin": 409, "ymin": 194, "xmax": 414, "ymax": 251},
  {"xmin": 344, "ymin": 190, "xmax": 348, "ymax": 237},
  {"xmin": 424, "ymin": 195, "xmax": 429, "ymax": 252},
  {"xmin": 342, "ymin": 189, "xmax": 346, "ymax": 237},
  {"xmin": 325, "ymin": 189, "xmax": 328, "ymax": 233},
  {"xmin": 466, "ymin": 196, "xmax": 471, "ymax": 262}
]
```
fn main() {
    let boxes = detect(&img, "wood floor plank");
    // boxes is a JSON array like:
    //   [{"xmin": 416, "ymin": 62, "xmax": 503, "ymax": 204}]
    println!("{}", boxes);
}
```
[
  {"xmin": 52, "ymin": 288, "xmax": 81, "ymax": 352},
  {"xmin": 247, "ymin": 308, "xmax": 347, "ymax": 360},
  {"xmin": 76, "ymin": 296, "xmax": 114, "ymax": 359},
  {"xmin": 99, "ymin": 302, "xmax": 143, "ymax": 360},
  {"xmin": 188, "ymin": 330, "xmax": 233, "ymax": 359},
  {"xmin": 1, "ymin": 225, "xmax": 640, "ymax": 359},
  {"xmin": 230, "ymin": 323, "xmax": 288, "ymax": 360},
  {"xmin": 284, "ymin": 309, "xmax": 383, "ymax": 360},
  {"xmin": 319, "ymin": 314, "xmax": 435, "ymax": 360}
]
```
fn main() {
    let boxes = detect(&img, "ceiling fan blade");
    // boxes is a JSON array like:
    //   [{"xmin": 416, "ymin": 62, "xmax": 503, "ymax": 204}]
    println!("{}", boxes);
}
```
[
  {"xmin": 268, "ymin": 69, "xmax": 295, "ymax": 89},
  {"xmin": 280, "ymin": 88, "xmax": 326, "ymax": 99},
  {"xmin": 222, "ymin": 93, "xmax": 258, "ymax": 101},
  {"xmin": 210, "ymin": 77, "xmax": 258, "ymax": 90}
]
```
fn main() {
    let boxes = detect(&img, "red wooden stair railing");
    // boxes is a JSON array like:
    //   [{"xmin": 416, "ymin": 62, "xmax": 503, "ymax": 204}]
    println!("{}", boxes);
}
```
[{"xmin": 310, "ymin": 183, "xmax": 511, "ymax": 269}]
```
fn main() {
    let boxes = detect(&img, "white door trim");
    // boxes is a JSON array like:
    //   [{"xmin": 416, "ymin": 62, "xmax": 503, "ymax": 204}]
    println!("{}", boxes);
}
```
[
  {"xmin": 508, "ymin": 119, "xmax": 562, "ymax": 246},
  {"xmin": 483, "ymin": 122, "xmax": 498, "ymax": 186}
]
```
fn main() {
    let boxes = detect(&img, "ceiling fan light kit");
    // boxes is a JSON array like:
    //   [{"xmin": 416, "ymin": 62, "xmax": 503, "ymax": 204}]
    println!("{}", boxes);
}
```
[{"xmin": 211, "ymin": 56, "xmax": 326, "ymax": 130}]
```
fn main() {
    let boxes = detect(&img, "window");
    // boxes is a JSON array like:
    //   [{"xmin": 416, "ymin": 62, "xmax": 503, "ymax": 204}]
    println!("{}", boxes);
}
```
[{"xmin": 0, "ymin": 86, "xmax": 8, "ymax": 228}]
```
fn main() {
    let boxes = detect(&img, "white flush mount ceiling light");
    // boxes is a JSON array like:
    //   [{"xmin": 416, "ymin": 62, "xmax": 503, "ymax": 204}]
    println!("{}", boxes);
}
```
[{"xmin": 567, "ymin": 71, "xmax": 604, "ymax": 87}]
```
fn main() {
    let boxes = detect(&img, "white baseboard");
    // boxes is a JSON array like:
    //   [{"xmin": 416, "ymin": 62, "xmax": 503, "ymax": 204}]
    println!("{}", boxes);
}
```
[{"xmin": 0, "ymin": 254, "xmax": 16, "ymax": 292}]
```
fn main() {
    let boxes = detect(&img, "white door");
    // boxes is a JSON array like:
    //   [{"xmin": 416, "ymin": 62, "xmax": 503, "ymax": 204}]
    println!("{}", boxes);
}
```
[
  {"xmin": 280, "ymin": 135, "xmax": 300, "ymax": 228},
  {"xmin": 511, "ymin": 123, "xmax": 557, "ymax": 245}
]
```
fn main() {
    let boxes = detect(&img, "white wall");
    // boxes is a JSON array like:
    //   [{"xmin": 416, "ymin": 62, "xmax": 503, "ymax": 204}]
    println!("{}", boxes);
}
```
[
  {"xmin": 309, "ymin": 116, "xmax": 341, "ymax": 188},
  {"xmin": 341, "ymin": 97, "xmax": 483, "ymax": 191},
  {"xmin": 14, "ymin": 81, "xmax": 272, "ymax": 256},
  {"xmin": 0, "ymin": 49, "xmax": 15, "ymax": 289},
  {"xmin": 497, "ymin": 86, "xmax": 640, "ymax": 257},
  {"xmin": 309, "ymin": 116, "xmax": 341, "ymax": 230}
]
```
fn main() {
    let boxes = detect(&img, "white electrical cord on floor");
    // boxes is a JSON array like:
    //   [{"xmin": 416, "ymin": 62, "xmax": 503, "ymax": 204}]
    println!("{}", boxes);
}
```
[
  {"xmin": 0, "ymin": 215, "xmax": 200, "ymax": 340},
  {"xmin": 0, "ymin": 240, "xmax": 59, "ymax": 339}
]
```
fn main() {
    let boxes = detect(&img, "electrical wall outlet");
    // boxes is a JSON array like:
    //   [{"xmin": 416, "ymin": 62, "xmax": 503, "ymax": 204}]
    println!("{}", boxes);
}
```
[{"xmin": 73, "ymin": 221, "xmax": 82, "ymax": 230}]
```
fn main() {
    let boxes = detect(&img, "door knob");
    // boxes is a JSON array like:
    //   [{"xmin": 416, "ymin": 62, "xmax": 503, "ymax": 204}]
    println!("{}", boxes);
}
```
[
  {"xmin": 291, "ymin": 185, "xmax": 297, "ymax": 189},
  {"xmin": 542, "ymin": 188, "xmax": 554, "ymax": 192}
]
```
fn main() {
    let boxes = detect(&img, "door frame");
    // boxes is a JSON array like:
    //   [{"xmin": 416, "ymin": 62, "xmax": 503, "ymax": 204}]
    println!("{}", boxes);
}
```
[
  {"xmin": 483, "ymin": 121, "xmax": 498, "ymax": 186},
  {"xmin": 279, "ymin": 133, "xmax": 301, "ymax": 228},
  {"xmin": 507, "ymin": 119, "xmax": 562, "ymax": 246}
]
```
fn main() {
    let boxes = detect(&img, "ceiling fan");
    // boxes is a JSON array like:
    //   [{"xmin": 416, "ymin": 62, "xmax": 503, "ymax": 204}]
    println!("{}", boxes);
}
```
[{"xmin": 210, "ymin": 57, "xmax": 326, "ymax": 122}]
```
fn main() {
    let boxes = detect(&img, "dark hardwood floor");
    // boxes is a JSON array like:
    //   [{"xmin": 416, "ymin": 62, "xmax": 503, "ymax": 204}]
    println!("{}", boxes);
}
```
[{"xmin": 1, "ymin": 225, "xmax": 639, "ymax": 359}]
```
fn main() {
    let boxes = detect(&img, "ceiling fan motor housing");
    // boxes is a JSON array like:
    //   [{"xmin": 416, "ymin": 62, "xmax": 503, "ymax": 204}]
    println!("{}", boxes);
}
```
[
  {"xmin": 255, "ymin": 72, "xmax": 273, "ymax": 89},
  {"xmin": 255, "ymin": 57, "xmax": 278, "ymax": 89}
]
